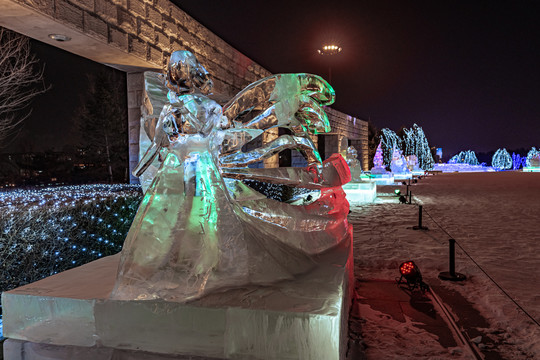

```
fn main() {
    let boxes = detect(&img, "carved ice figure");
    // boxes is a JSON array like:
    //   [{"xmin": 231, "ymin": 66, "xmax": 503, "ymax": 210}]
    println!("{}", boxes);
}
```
[
  {"xmin": 390, "ymin": 147, "xmax": 410, "ymax": 174},
  {"xmin": 112, "ymin": 51, "xmax": 351, "ymax": 302},
  {"xmin": 406, "ymin": 154, "xmax": 422, "ymax": 171},
  {"xmin": 345, "ymin": 146, "xmax": 363, "ymax": 181},
  {"xmin": 370, "ymin": 142, "xmax": 388, "ymax": 174}
]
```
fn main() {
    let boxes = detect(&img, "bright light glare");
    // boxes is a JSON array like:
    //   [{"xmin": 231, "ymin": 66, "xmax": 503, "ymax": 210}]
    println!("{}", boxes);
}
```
[{"xmin": 318, "ymin": 44, "xmax": 342, "ymax": 56}]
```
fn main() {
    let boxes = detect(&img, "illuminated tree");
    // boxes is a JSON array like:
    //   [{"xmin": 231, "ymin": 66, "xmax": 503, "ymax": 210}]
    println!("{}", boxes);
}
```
[
  {"xmin": 380, "ymin": 128, "xmax": 401, "ymax": 166},
  {"xmin": 373, "ymin": 141, "xmax": 384, "ymax": 167},
  {"xmin": 402, "ymin": 123, "xmax": 434, "ymax": 170},
  {"xmin": 0, "ymin": 27, "xmax": 48, "ymax": 147},
  {"xmin": 491, "ymin": 148, "xmax": 512, "ymax": 171},
  {"xmin": 511, "ymin": 153, "xmax": 526, "ymax": 170},
  {"xmin": 526, "ymin": 147, "xmax": 540, "ymax": 167},
  {"xmin": 449, "ymin": 150, "xmax": 478, "ymax": 165}
]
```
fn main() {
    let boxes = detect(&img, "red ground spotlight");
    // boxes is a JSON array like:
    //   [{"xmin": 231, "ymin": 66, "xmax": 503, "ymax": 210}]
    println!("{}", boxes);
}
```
[{"xmin": 398, "ymin": 260, "xmax": 429, "ymax": 292}]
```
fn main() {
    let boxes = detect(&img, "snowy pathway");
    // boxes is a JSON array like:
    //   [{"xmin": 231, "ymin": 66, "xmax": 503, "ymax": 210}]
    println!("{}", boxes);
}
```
[{"xmin": 349, "ymin": 172, "xmax": 540, "ymax": 359}]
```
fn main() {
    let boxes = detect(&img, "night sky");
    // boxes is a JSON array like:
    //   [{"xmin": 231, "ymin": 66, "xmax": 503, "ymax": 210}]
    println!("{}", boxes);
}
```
[
  {"xmin": 6, "ymin": 1, "xmax": 540, "ymax": 160},
  {"xmin": 175, "ymin": 0, "xmax": 540, "ymax": 158},
  {"xmin": 4, "ymin": 40, "xmax": 120, "ymax": 154}
]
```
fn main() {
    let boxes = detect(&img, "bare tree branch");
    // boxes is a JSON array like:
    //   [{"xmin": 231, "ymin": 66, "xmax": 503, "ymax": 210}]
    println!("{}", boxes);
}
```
[{"xmin": 0, "ymin": 27, "xmax": 49, "ymax": 147}]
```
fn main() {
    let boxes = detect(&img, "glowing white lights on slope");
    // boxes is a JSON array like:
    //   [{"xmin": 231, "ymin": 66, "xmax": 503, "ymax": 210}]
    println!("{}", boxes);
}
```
[{"xmin": 1, "ymin": 184, "xmax": 142, "ymax": 280}]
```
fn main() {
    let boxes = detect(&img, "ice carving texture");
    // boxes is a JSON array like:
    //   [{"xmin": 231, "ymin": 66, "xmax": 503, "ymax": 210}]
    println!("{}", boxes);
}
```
[
  {"xmin": 345, "ymin": 146, "xmax": 363, "ymax": 182},
  {"xmin": 112, "ymin": 51, "xmax": 352, "ymax": 302},
  {"xmin": 390, "ymin": 147, "xmax": 411, "ymax": 175}
]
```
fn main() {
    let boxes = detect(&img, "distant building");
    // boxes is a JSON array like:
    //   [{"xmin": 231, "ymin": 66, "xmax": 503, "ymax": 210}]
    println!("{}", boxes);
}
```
[{"xmin": 436, "ymin": 148, "xmax": 443, "ymax": 163}]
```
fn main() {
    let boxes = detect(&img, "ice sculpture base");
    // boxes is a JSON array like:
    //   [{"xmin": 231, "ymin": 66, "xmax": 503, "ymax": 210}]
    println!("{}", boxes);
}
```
[
  {"xmin": 392, "ymin": 172, "xmax": 412, "ymax": 180},
  {"xmin": 343, "ymin": 181, "xmax": 376, "ymax": 203},
  {"xmin": 523, "ymin": 166, "xmax": 540, "ymax": 172},
  {"xmin": 3, "ymin": 339, "xmax": 215, "ymax": 360},
  {"xmin": 369, "ymin": 172, "xmax": 394, "ymax": 185},
  {"xmin": 2, "ymin": 245, "xmax": 353, "ymax": 360}
]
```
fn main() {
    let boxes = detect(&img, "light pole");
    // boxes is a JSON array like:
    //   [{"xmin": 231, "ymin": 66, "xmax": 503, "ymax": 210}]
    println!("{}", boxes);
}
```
[{"xmin": 317, "ymin": 44, "xmax": 342, "ymax": 84}]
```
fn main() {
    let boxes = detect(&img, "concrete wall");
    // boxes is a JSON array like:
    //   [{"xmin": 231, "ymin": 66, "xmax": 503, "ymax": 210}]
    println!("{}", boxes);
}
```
[{"xmin": 0, "ymin": 0, "xmax": 369, "ymax": 178}]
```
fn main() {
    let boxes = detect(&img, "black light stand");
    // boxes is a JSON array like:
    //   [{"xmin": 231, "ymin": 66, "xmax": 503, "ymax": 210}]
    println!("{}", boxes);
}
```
[
  {"xmin": 412, "ymin": 205, "xmax": 428, "ymax": 230},
  {"xmin": 438, "ymin": 239, "xmax": 467, "ymax": 281}
]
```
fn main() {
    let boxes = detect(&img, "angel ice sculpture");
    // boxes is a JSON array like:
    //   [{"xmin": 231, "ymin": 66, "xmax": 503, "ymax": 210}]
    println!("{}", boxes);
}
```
[{"xmin": 112, "ymin": 51, "xmax": 352, "ymax": 302}]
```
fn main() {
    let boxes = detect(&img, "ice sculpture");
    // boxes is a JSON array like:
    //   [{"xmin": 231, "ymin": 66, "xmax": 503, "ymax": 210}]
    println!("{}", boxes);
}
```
[
  {"xmin": 370, "ymin": 142, "xmax": 387, "ymax": 174},
  {"xmin": 112, "ymin": 51, "xmax": 352, "ymax": 302},
  {"xmin": 345, "ymin": 146, "xmax": 362, "ymax": 181},
  {"xmin": 343, "ymin": 146, "xmax": 377, "ymax": 203},
  {"xmin": 369, "ymin": 142, "xmax": 394, "ymax": 185},
  {"xmin": 406, "ymin": 154, "xmax": 424, "ymax": 176},
  {"xmin": 390, "ymin": 148, "xmax": 410, "ymax": 173}
]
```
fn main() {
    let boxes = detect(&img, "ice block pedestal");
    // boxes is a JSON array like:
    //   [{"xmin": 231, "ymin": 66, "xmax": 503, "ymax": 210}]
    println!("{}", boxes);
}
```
[
  {"xmin": 2, "ymin": 242, "xmax": 353, "ymax": 360},
  {"xmin": 369, "ymin": 172, "xmax": 394, "ymax": 185},
  {"xmin": 343, "ymin": 181, "xmax": 377, "ymax": 203}
]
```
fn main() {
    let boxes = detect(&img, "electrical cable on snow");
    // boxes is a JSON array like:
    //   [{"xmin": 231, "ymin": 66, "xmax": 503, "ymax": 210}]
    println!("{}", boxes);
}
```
[{"xmin": 409, "ymin": 196, "xmax": 540, "ymax": 328}]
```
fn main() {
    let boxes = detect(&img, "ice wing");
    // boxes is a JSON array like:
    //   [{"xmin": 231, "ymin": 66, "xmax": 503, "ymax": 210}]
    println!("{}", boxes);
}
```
[{"xmin": 134, "ymin": 72, "xmax": 170, "ymax": 187}]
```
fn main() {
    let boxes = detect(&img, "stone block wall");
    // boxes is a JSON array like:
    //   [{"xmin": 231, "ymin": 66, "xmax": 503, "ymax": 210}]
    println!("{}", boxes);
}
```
[
  {"xmin": 324, "ymin": 107, "xmax": 369, "ymax": 170},
  {"xmin": 8, "ymin": 0, "xmax": 271, "ymax": 98}
]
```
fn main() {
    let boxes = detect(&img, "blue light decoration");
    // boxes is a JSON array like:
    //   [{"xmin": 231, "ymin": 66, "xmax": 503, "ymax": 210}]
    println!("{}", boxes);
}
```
[
  {"xmin": 402, "ymin": 123, "xmax": 434, "ymax": 171},
  {"xmin": 526, "ymin": 147, "xmax": 540, "ymax": 167},
  {"xmin": 523, "ymin": 147, "xmax": 540, "ymax": 172},
  {"xmin": 380, "ymin": 128, "xmax": 402, "ymax": 166},
  {"xmin": 511, "ymin": 153, "xmax": 526, "ymax": 170},
  {"xmin": 492, "ymin": 148, "xmax": 512, "ymax": 171},
  {"xmin": 436, "ymin": 149, "xmax": 493, "ymax": 172},
  {"xmin": 449, "ymin": 150, "xmax": 479, "ymax": 165}
]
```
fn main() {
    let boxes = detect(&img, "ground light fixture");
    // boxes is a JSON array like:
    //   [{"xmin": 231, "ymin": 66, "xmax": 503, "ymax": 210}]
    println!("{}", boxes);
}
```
[
  {"xmin": 48, "ymin": 34, "xmax": 71, "ymax": 42},
  {"xmin": 398, "ymin": 260, "xmax": 429, "ymax": 292},
  {"xmin": 394, "ymin": 189, "xmax": 401, "ymax": 196}
]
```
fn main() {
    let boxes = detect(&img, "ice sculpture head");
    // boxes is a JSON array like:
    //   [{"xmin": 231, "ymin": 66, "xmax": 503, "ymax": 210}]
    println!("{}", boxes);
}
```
[
  {"xmin": 346, "ymin": 146, "xmax": 358, "ymax": 161},
  {"xmin": 166, "ymin": 50, "xmax": 213, "ymax": 95},
  {"xmin": 161, "ymin": 51, "xmax": 224, "ymax": 142}
]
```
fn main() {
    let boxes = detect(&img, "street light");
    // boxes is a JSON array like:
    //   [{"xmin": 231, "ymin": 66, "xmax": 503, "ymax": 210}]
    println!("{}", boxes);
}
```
[
  {"xmin": 317, "ymin": 44, "xmax": 342, "ymax": 84},
  {"xmin": 317, "ymin": 44, "xmax": 342, "ymax": 56}
]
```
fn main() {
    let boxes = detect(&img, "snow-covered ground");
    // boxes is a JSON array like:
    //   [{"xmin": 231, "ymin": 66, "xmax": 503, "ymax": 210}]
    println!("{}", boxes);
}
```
[{"xmin": 349, "ymin": 171, "xmax": 540, "ymax": 359}]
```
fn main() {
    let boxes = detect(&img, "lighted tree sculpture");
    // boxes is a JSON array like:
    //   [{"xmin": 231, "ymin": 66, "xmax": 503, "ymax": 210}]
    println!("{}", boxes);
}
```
[
  {"xmin": 402, "ymin": 123, "xmax": 434, "ymax": 170},
  {"xmin": 373, "ymin": 142, "xmax": 384, "ymax": 167},
  {"xmin": 512, "ymin": 153, "xmax": 526, "ymax": 170},
  {"xmin": 449, "ymin": 150, "xmax": 479, "ymax": 165},
  {"xmin": 492, "ymin": 148, "xmax": 512, "ymax": 171},
  {"xmin": 380, "ymin": 128, "xmax": 402, "ymax": 166},
  {"xmin": 526, "ymin": 147, "xmax": 540, "ymax": 167}
]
